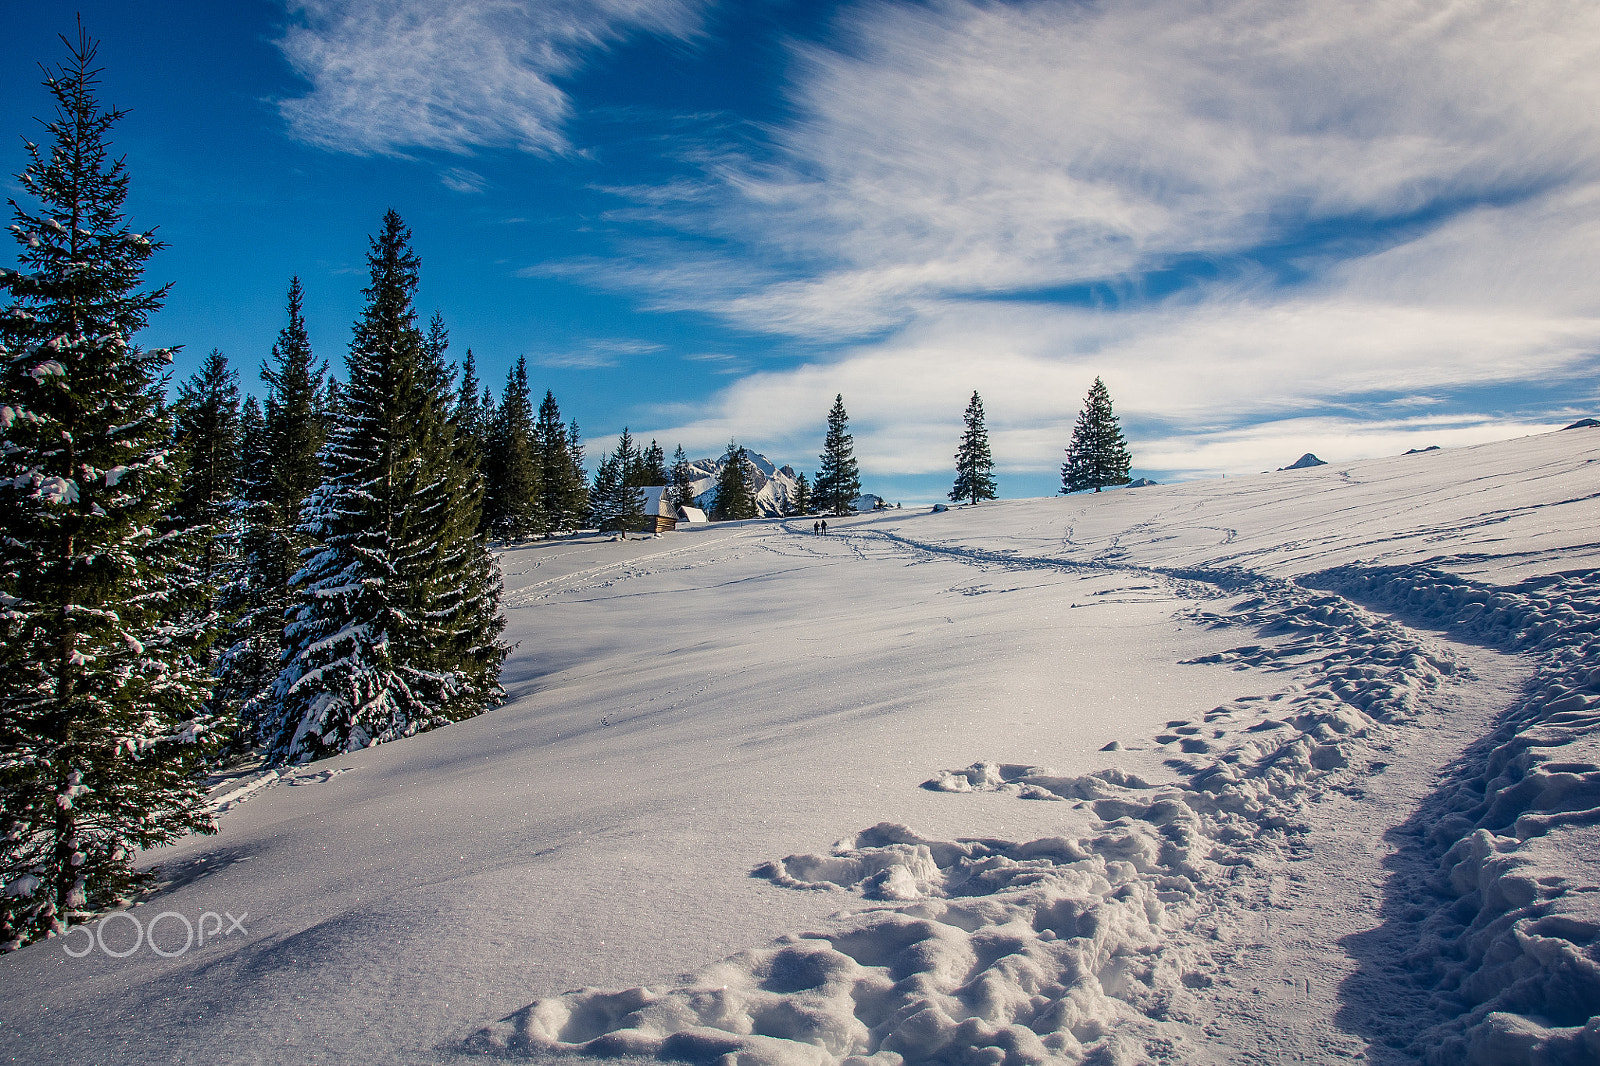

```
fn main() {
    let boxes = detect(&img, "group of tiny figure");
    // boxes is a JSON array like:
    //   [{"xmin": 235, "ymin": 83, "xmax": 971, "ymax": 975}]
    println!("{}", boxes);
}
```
[{"xmin": 811, "ymin": 519, "xmax": 829, "ymax": 534}]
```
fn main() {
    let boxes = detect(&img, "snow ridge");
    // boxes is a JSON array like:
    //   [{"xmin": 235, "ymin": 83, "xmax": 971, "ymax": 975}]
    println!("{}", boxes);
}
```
[{"xmin": 466, "ymin": 571, "xmax": 1461, "ymax": 1064}]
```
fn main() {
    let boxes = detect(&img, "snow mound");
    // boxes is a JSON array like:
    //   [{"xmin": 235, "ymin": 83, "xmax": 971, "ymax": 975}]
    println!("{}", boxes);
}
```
[
  {"xmin": 467, "ymin": 571, "xmax": 1462, "ymax": 1064},
  {"xmin": 471, "ymin": 813, "xmax": 1204, "ymax": 1064}
]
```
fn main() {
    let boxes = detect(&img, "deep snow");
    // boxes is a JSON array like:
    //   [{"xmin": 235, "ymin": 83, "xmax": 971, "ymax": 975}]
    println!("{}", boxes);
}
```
[{"xmin": 1, "ymin": 428, "xmax": 1597, "ymax": 1065}]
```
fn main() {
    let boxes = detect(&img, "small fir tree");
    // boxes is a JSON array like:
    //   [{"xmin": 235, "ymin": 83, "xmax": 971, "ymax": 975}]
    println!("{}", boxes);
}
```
[
  {"xmin": 213, "ymin": 396, "xmax": 276, "ymax": 747},
  {"xmin": 484, "ymin": 357, "xmax": 544, "ymax": 540},
  {"xmin": 1061, "ymin": 377, "xmax": 1132, "ymax": 493},
  {"xmin": 791, "ymin": 472, "xmax": 811, "ymax": 516},
  {"xmin": 668, "ymin": 444, "xmax": 696, "ymax": 508},
  {"xmin": 0, "ymin": 31, "xmax": 219, "ymax": 948},
  {"xmin": 637, "ymin": 439, "xmax": 667, "ymax": 487},
  {"xmin": 711, "ymin": 441, "xmax": 757, "ymax": 520},
  {"xmin": 171, "ymin": 348, "xmax": 243, "ymax": 592},
  {"xmin": 614, "ymin": 427, "xmax": 639, "ymax": 488},
  {"xmin": 589, "ymin": 451, "xmax": 645, "ymax": 533},
  {"xmin": 535, "ymin": 390, "xmax": 582, "ymax": 532},
  {"xmin": 816, "ymin": 394, "xmax": 861, "ymax": 515},
  {"xmin": 452, "ymin": 347, "xmax": 490, "ymax": 464},
  {"xmin": 566, "ymin": 420, "xmax": 589, "ymax": 521},
  {"xmin": 950, "ymin": 390, "xmax": 998, "ymax": 506},
  {"xmin": 267, "ymin": 211, "xmax": 505, "ymax": 764}
]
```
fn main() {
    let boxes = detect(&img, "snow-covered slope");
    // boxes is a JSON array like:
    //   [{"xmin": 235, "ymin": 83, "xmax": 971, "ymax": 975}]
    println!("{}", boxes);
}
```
[
  {"xmin": 3, "ymin": 429, "xmax": 1598, "ymax": 1066},
  {"xmin": 685, "ymin": 451, "xmax": 801, "ymax": 516}
]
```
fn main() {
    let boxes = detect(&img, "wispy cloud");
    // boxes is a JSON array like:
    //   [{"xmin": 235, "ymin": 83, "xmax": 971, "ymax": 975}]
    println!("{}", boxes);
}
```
[
  {"xmin": 531, "ymin": 338, "xmax": 665, "ymax": 369},
  {"xmin": 593, "ymin": 0, "xmax": 1600, "ymax": 336},
  {"xmin": 274, "ymin": 0, "xmax": 707, "ymax": 156},
  {"xmin": 592, "ymin": 0, "xmax": 1600, "ymax": 480},
  {"xmin": 683, "ymin": 352, "xmax": 748, "ymax": 375},
  {"xmin": 440, "ymin": 166, "xmax": 488, "ymax": 194}
]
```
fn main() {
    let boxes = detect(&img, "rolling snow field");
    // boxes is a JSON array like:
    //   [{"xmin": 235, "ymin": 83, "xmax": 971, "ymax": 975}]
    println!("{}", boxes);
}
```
[{"xmin": 2, "ymin": 429, "xmax": 1599, "ymax": 1066}]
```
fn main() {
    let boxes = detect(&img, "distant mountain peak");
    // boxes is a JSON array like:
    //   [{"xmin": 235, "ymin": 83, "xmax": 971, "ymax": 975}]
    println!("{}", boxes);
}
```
[{"xmin": 683, "ymin": 451, "xmax": 800, "ymax": 517}]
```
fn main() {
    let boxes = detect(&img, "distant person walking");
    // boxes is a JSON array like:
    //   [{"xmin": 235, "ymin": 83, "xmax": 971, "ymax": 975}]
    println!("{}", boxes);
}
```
[
  {"xmin": 820, "ymin": 519, "xmax": 828, "ymax": 534},
  {"xmin": 812, "ymin": 520, "xmax": 819, "ymax": 534}
]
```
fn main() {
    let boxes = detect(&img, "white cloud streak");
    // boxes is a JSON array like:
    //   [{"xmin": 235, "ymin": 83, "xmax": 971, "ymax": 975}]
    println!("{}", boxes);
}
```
[
  {"xmin": 275, "ymin": 0, "xmax": 706, "ymax": 155},
  {"xmin": 601, "ymin": 0, "xmax": 1600, "ymax": 479},
  {"xmin": 639, "ymin": 0, "xmax": 1600, "ymax": 335}
]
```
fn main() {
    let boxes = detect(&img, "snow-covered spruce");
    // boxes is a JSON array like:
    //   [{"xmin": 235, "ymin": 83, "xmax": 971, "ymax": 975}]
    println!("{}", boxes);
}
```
[
  {"xmin": 467, "ymin": 574, "xmax": 1455, "ymax": 1064},
  {"xmin": 1304, "ymin": 564, "xmax": 1600, "ymax": 1065},
  {"xmin": 214, "ymin": 277, "xmax": 328, "ymax": 747},
  {"xmin": 265, "ymin": 212, "xmax": 506, "ymax": 764},
  {"xmin": 0, "ymin": 35, "xmax": 220, "ymax": 949}
]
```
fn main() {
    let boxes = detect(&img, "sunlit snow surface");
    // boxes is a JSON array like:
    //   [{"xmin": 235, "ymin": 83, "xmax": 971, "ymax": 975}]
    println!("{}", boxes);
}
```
[{"xmin": 3, "ymin": 430, "xmax": 1598, "ymax": 1065}]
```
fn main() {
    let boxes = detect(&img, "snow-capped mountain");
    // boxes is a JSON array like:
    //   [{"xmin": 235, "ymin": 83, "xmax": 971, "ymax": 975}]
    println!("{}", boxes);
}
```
[{"xmin": 683, "ymin": 451, "xmax": 800, "ymax": 517}]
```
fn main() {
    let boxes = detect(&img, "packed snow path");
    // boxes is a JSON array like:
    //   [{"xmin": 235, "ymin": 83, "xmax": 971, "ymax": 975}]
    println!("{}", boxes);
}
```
[{"xmin": 1, "ymin": 430, "xmax": 1597, "ymax": 1065}]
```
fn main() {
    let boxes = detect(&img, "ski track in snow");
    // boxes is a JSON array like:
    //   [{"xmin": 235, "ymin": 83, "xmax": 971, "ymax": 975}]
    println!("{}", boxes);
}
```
[{"xmin": 467, "ymin": 503, "xmax": 1600, "ymax": 1065}]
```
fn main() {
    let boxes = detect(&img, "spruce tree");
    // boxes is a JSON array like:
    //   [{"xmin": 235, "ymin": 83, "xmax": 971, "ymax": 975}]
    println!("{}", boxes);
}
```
[
  {"xmin": 791, "ymin": 472, "xmax": 811, "ymax": 516},
  {"xmin": 484, "ymin": 357, "xmax": 543, "ymax": 540},
  {"xmin": 588, "ymin": 452, "xmax": 644, "ymax": 533},
  {"xmin": 216, "ymin": 277, "xmax": 325, "ymax": 743},
  {"xmin": 535, "ymin": 390, "xmax": 582, "ymax": 533},
  {"xmin": 668, "ymin": 444, "xmax": 696, "ymax": 508},
  {"xmin": 566, "ymin": 420, "xmax": 589, "ymax": 521},
  {"xmin": 171, "ymin": 348, "xmax": 243, "ymax": 592},
  {"xmin": 950, "ymin": 390, "xmax": 998, "ymax": 506},
  {"xmin": 0, "ymin": 31, "xmax": 218, "ymax": 947},
  {"xmin": 214, "ymin": 396, "xmax": 276, "ymax": 746},
  {"xmin": 816, "ymin": 394, "xmax": 861, "ymax": 515},
  {"xmin": 1061, "ymin": 376, "xmax": 1132, "ymax": 493},
  {"xmin": 267, "ymin": 211, "xmax": 505, "ymax": 764},
  {"xmin": 452, "ymin": 348, "xmax": 490, "ymax": 464},
  {"xmin": 615, "ymin": 427, "xmax": 639, "ymax": 488},
  {"xmin": 637, "ymin": 439, "xmax": 667, "ymax": 487},
  {"xmin": 710, "ymin": 441, "xmax": 757, "ymax": 520}
]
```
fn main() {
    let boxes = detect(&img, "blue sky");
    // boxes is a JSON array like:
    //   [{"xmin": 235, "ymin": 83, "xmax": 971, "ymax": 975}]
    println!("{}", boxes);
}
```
[{"xmin": 6, "ymin": 0, "xmax": 1599, "ymax": 503}]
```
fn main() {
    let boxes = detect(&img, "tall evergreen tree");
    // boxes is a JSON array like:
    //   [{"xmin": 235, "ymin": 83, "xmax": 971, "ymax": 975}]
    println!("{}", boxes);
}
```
[
  {"xmin": 816, "ymin": 394, "xmax": 861, "ymax": 515},
  {"xmin": 216, "ymin": 277, "xmax": 326, "ymax": 743},
  {"xmin": 454, "ymin": 347, "xmax": 483, "ymax": 433},
  {"xmin": 172, "ymin": 348, "xmax": 243, "ymax": 591},
  {"xmin": 710, "ymin": 441, "xmax": 757, "ymax": 520},
  {"xmin": 790, "ymin": 472, "xmax": 811, "ymax": 516},
  {"xmin": 214, "ymin": 396, "xmax": 275, "ymax": 746},
  {"xmin": 614, "ymin": 427, "xmax": 639, "ymax": 488},
  {"xmin": 668, "ymin": 444, "xmax": 696, "ymax": 508},
  {"xmin": 588, "ymin": 451, "xmax": 644, "ymax": 533},
  {"xmin": 950, "ymin": 390, "xmax": 998, "ymax": 506},
  {"xmin": 535, "ymin": 390, "xmax": 582, "ymax": 533},
  {"xmin": 0, "ymin": 32, "xmax": 218, "ymax": 947},
  {"xmin": 267, "ymin": 211, "xmax": 505, "ymax": 764},
  {"xmin": 566, "ymin": 420, "xmax": 588, "ymax": 522},
  {"xmin": 1061, "ymin": 377, "xmax": 1132, "ymax": 493},
  {"xmin": 483, "ymin": 357, "xmax": 543, "ymax": 540},
  {"xmin": 423, "ymin": 311, "xmax": 451, "ymax": 391},
  {"xmin": 637, "ymin": 439, "xmax": 667, "ymax": 487}
]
